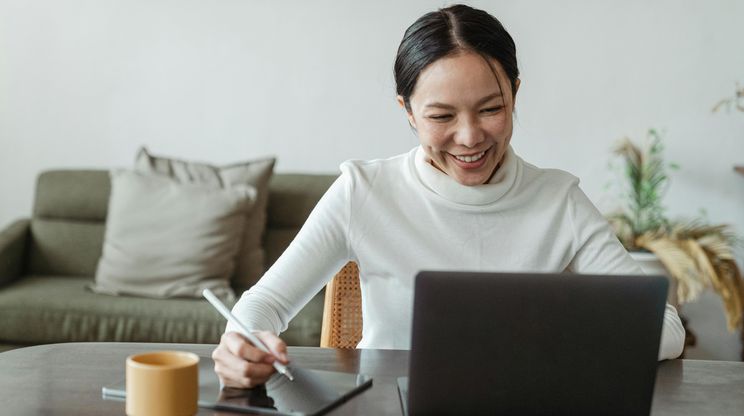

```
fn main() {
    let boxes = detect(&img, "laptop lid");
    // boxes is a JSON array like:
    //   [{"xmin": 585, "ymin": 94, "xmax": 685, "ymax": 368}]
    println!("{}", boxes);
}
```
[{"xmin": 405, "ymin": 272, "xmax": 668, "ymax": 416}]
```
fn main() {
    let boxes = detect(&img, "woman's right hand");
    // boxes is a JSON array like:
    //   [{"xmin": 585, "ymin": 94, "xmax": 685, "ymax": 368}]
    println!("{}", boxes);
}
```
[{"xmin": 212, "ymin": 330, "xmax": 290, "ymax": 388}]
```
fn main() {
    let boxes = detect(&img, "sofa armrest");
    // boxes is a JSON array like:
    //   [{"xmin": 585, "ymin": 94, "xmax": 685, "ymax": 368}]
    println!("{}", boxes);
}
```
[{"xmin": 0, "ymin": 219, "xmax": 30, "ymax": 286}]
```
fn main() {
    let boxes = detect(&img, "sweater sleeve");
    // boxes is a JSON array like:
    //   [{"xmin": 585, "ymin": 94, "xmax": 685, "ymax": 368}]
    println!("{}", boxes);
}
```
[
  {"xmin": 566, "ymin": 182, "xmax": 685, "ymax": 361},
  {"xmin": 226, "ymin": 171, "xmax": 352, "ymax": 336}
]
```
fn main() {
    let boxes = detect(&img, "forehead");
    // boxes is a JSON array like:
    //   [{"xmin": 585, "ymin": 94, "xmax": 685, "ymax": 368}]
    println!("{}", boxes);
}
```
[{"xmin": 411, "ymin": 51, "xmax": 510, "ymax": 106}]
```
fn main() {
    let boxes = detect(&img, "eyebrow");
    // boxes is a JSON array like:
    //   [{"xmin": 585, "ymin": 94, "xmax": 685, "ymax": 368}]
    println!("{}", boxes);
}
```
[{"xmin": 424, "ymin": 92, "xmax": 503, "ymax": 110}]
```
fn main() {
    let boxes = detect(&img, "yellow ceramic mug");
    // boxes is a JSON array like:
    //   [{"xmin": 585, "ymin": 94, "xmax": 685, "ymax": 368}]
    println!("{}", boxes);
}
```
[{"xmin": 126, "ymin": 351, "xmax": 199, "ymax": 416}]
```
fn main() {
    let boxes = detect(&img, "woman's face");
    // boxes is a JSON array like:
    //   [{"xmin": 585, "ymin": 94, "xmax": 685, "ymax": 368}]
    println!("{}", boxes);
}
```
[{"xmin": 398, "ymin": 51, "xmax": 519, "ymax": 186}]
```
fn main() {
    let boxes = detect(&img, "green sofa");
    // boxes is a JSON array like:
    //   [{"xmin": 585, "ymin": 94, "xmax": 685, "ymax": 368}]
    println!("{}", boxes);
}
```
[{"xmin": 0, "ymin": 170, "xmax": 336, "ymax": 352}]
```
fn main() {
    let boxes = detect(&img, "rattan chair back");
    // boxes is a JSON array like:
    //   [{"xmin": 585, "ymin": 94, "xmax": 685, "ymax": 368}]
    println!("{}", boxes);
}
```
[{"xmin": 320, "ymin": 262, "xmax": 362, "ymax": 348}]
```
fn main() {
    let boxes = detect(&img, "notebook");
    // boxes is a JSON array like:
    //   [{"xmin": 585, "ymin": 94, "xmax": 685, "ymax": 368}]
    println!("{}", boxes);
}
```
[
  {"xmin": 103, "ymin": 354, "xmax": 372, "ymax": 415},
  {"xmin": 398, "ymin": 271, "xmax": 668, "ymax": 416}
]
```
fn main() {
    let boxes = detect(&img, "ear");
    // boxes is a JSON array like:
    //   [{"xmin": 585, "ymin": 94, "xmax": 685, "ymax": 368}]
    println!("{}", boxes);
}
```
[{"xmin": 397, "ymin": 95, "xmax": 417, "ymax": 130}]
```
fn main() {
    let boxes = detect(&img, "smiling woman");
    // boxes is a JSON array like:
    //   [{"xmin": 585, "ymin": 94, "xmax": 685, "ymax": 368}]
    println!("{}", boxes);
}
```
[
  {"xmin": 211, "ymin": 4, "xmax": 687, "ymax": 389},
  {"xmin": 394, "ymin": 5, "xmax": 520, "ymax": 186},
  {"xmin": 398, "ymin": 52, "xmax": 517, "ymax": 185}
]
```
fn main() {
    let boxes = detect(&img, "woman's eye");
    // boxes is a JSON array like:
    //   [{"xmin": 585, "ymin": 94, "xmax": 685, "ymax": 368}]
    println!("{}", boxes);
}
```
[
  {"xmin": 428, "ymin": 114, "xmax": 452, "ymax": 121},
  {"xmin": 480, "ymin": 106, "xmax": 503, "ymax": 114}
]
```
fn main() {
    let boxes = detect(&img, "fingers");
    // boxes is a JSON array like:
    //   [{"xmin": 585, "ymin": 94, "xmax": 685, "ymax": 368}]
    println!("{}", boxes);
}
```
[
  {"xmin": 224, "ymin": 332, "xmax": 274, "ymax": 364},
  {"xmin": 211, "ymin": 332, "xmax": 279, "ymax": 388},
  {"xmin": 255, "ymin": 330, "xmax": 290, "ymax": 364}
]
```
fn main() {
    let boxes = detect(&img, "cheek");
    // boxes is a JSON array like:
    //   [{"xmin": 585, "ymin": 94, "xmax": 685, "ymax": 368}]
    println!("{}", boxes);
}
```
[
  {"xmin": 417, "ymin": 123, "xmax": 450, "ymax": 149},
  {"xmin": 484, "ymin": 114, "xmax": 510, "ymax": 135}
]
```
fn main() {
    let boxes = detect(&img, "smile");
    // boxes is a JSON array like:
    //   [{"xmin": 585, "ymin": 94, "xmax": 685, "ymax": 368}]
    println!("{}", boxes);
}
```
[
  {"xmin": 453, "ymin": 151, "xmax": 486, "ymax": 163},
  {"xmin": 449, "ymin": 145, "xmax": 494, "ymax": 164}
]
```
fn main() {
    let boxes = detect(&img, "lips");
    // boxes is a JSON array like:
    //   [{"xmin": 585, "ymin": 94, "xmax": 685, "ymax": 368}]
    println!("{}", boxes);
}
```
[
  {"xmin": 453, "ymin": 150, "xmax": 486, "ymax": 163},
  {"xmin": 448, "ymin": 146, "xmax": 492, "ymax": 169}
]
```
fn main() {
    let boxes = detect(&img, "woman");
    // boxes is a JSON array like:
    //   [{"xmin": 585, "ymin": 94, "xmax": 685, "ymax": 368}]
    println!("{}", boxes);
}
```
[{"xmin": 213, "ymin": 4, "xmax": 685, "ymax": 388}]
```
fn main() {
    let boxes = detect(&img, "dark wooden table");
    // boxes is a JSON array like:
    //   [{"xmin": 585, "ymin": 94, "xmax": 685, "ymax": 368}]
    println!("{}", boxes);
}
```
[{"xmin": 0, "ymin": 342, "xmax": 743, "ymax": 415}]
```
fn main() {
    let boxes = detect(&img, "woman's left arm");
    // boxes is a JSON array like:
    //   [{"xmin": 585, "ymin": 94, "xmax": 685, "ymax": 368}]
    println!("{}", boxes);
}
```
[{"xmin": 565, "ymin": 183, "xmax": 685, "ymax": 360}]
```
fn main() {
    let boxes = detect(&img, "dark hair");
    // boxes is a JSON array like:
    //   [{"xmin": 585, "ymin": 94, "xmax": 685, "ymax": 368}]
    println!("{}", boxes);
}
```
[{"xmin": 394, "ymin": 4, "xmax": 519, "ymax": 112}]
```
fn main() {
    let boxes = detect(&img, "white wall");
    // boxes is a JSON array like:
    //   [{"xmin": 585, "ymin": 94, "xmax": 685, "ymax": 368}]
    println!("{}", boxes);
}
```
[{"xmin": 1, "ymin": 0, "xmax": 743, "ymax": 357}]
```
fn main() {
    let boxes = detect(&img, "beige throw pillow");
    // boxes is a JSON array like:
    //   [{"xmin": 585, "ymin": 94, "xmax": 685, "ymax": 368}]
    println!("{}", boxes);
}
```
[
  {"xmin": 135, "ymin": 148, "xmax": 275, "ymax": 293},
  {"xmin": 91, "ymin": 170, "xmax": 256, "ymax": 300}
]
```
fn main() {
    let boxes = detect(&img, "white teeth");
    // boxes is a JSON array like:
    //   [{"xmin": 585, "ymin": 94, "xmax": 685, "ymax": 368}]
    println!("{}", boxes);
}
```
[{"xmin": 454, "ymin": 151, "xmax": 486, "ymax": 163}]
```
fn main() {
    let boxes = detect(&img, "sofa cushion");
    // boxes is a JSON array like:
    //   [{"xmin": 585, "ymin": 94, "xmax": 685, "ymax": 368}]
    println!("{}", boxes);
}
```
[
  {"xmin": 28, "ymin": 171, "xmax": 110, "ymax": 276},
  {"xmin": 266, "ymin": 174, "xmax": 338, "ymax": 228},
  {"xmin": 92, "ymin": 170, "xmax": 255, "ymax": 300},
  {"xmin": 33, "ymin": 170, "xmax": 110, "ymax": 221},
  {"xmin": 263, "ymin": 174, "xmax": 336, "ymax": 269},
  {"xmin": 136, "ymin": 148, "xmax": 275, "ymax": 293},
  {"xmin": 0, "ymin": 276, "xmax": 324, "ymax": 346},
  {"xmin": 0, "ymin": 276, "xmax": 230, "ymax": 344}
]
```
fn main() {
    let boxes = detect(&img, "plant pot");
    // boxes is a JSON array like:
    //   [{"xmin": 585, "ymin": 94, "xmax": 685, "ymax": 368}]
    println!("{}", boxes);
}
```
[{"xmin": 629, "ymin": 251, "xmax": 679, "ymax": 308}]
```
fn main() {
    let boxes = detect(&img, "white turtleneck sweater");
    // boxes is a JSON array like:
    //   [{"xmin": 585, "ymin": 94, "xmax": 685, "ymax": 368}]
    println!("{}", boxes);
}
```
[{"xmin": 229, "ymin": 146, "xmax": 685, "ymax": 360}]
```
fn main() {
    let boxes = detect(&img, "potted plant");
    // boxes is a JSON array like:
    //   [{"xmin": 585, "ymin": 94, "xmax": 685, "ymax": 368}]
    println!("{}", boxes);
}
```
[{"xmin": 606, "ymin": 129, "xmax": 744, "ymax": 335}]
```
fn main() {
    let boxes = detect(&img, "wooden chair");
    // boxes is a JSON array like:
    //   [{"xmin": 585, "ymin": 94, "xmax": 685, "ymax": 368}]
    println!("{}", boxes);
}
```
[{"xmin": 320, "ymin": 262, "xmax": 363, "ymax": 348}]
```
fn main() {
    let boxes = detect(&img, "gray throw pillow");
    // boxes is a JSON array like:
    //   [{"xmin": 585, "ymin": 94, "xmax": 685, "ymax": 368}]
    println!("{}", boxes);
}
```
[
  {"xmin": 134, "ymin": 147, "xmax": 275, "ymax": 293},
  {"xmin": 91, "ymin": 170, "xmax": 256, "ymax": 300}
]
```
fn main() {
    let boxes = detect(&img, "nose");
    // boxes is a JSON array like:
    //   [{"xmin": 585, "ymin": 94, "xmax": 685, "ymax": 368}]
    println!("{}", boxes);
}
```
[{"xmin": 453, "ymin": 116, "xmax": 485, "ymax": 148}]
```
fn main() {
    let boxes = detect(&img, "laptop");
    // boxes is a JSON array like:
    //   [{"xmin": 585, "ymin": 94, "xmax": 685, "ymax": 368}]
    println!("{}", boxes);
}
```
[{"xmin": 398, "ymin": 271, "xmax": 668, "ymax": 416}]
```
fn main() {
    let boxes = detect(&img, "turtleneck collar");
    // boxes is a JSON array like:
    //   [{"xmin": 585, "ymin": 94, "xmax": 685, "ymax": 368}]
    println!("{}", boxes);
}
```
[{"xmin": 413, "ymin": 145, "xmax": 521, "ymax": 206}]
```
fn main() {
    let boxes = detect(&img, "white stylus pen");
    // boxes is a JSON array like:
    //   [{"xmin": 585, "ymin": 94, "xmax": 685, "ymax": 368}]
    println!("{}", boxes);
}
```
[{"xmin": 202, "ymin": 289, "xmax": 295, "ymax": 381}]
